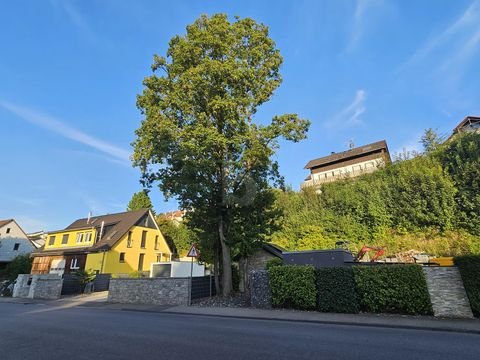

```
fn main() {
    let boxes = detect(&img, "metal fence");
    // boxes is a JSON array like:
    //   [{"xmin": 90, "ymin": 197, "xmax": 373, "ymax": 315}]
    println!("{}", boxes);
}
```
[{"xmin": 191, "ymin": 275, "xmax": 216, "ymax": 300}]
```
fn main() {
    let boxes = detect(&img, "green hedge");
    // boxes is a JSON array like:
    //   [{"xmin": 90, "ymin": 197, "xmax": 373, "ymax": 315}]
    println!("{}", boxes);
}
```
[
  {"xmin": 353, "ymin": 265, "xmax": 433, "ymax": 315},
  {"xmin": 268, "ymin": 265, "xmax": 317, "ymax": 310},
  {"xmin": 266, "ymin": 257, "xmax": 283, "ymax": 270},
  {"xmin": 455, "ymin": 256, "xmax": 480, "ymax": 317},
  {"xmin": 317, "ymin": 267, "xmax": 359, "ymax": 313}
]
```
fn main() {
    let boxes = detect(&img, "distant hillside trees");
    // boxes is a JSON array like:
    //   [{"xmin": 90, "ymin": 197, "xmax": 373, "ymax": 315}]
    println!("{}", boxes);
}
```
[{"xmin": 271, "ymin": 133, "xmax": 480, "ymax": 256}]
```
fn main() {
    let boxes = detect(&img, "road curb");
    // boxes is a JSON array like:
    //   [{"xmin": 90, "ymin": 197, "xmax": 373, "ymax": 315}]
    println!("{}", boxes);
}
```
[{"xmin": 146, "ymin": 309, "xmax": 480, "ymax": 335}]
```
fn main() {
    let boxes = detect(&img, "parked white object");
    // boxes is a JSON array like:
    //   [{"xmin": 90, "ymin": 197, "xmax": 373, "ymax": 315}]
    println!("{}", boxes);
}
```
[{"xmin": 150, "ymin": 261, "xmax": 205, "ymax": 278}]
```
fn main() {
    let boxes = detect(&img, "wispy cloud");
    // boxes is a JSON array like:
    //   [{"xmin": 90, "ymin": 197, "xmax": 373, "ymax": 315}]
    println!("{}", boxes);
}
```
[
  {"xmin": 0, "ymin": 100, "xmax": 131, "ymax": 165},
  {"xmin": 345, "ymin": 0, "xmax": 385, "ymax": 53},
  {"xmin": 398, "ymin": 1, "xmax": 480, "ymax": 72},
  {"xmin": 49, "ymin": 0, "xmax": 97, "ymax": 42},
  {"xmin": 325, "ymin": 89, "xmax": 367, "ymax": 129}
]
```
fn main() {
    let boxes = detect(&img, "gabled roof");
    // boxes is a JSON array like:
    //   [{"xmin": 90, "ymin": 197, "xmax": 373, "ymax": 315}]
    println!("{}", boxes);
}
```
[
  {"xmin": 304, "ymin": 140, "xmax": 389, "ymax": 169},
  {"xmin": 0, "ymin": 219, "xmax": 13, "ymax": 228},
  {"xmin": 453, "ymin": 116, "xmax": 480, "ymax": 134},
  {"xmin": 263, "ymin": 243, "xmax": 286, "ymax": 258},
  {"xmin": 55, "ymin": 209, "xmax": 151, "ymax": 251}
]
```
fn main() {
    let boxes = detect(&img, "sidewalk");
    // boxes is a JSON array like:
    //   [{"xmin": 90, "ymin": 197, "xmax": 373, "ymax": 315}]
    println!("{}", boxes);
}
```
[{"xmin": 160, "ymin": 305, "xmax": 480, "ymax": 334}]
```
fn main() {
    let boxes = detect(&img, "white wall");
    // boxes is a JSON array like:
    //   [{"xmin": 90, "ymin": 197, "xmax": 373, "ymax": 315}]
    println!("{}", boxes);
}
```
[
  {"xmin": 0, "ymin": 221, "xmax": 35, "ymax": 262},
  {"xmin": 312, "ymin": 157, "xmax": 385, "ymax": 182}
]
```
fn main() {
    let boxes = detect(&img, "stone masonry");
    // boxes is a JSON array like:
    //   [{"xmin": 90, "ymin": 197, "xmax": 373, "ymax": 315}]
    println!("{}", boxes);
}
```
[
  {"xmin": 423, "ymin": 267, "xmax": 474, "ymax": 318},
  {"xmin": 249, "ymin": 270, "xmax": 271, "ymax": 309},
  {"xmin": 108, "ymin": 277, "xmax": 189, "ymax": 306},
  {"xmin": 13, "ymin": 274, "xmax": 63, "ymax": 299}
]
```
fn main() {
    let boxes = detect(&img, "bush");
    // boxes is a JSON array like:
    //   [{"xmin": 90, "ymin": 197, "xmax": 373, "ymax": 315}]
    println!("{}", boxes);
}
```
[
  {"xmin": 1, "ymin": 255, "xmax": 32, "ymax": 281},
  {"xmin": 268, "ymin": 265, "xmax": 317, "ymax": 310},
  {"xmin": 128, "ymin": 271, "xmax": 145, "ymax": 278},
  {"xmin": 353, "ymin": 265, "xmax": 432, "ymax": 315},
  {"xmin": 317, "ymin": 267, "xmax": 359, "ymax": 313},
  {"xmin": 266, "ymin": 257, "xmax": 283, "ymax": 270},
  {"xmin": 455, "ymin": 255, "xmax": 480, "ymax": 317}
]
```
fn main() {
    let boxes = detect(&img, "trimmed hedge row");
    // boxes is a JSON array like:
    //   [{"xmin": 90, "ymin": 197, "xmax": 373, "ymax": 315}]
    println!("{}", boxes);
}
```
[
  {"xmin": 353, "ymin": 265, "xmax": 433, "ymax": 315},
  {"xmin": 317, "ymin": 267, "xmax": 359, "ymax": 313},
  {"xmin": 268, "ymin": 265, "xmax": 317, "ymax": 310},
  {"xmin": 268, "ymin": 265, "xmax": 433, "ymax": 315},
  {"xmin": 455, "ymin": 256, "xmax": 480, "ymax": 317}
]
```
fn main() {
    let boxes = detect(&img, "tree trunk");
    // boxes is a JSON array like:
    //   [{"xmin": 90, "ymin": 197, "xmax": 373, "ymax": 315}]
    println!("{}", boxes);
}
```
[
  {"xmin": 214, "ymin": 243, "xmax": 220, "ymax": 295},
  {"xmin": 218, "ymin": 215, "xmax": 232, "ymax": 296}
]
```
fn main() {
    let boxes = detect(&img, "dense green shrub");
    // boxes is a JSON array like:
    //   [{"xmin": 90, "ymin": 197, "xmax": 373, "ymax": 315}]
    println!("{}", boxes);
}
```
[
  {"xmin": 455, "ymin": 255, "xmax": 480, "ymax": 317},
  {"xmin": 316, "ymin": 267, "xmax": 359, "ymax": 313},
  {"xmin": 1, "ymin": 254, "xmax": 32, "ymax": 281},
  {"xmin": 353, "ymin": 265, "xmax": 432, "ymax": 315},
  {"xmin": 266, "ymin": 257, "xmax": 283, "ymax": 270},
  {"xmin": 268, "ymin": 265, "xmax": 317, "ymax": 310},
  {"xmin": 440, "ymin": 133, "xmax": 480, "ymax": 235}
]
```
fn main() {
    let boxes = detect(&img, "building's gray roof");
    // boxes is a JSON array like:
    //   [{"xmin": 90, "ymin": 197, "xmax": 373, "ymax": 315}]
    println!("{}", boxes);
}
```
[
  {"xmin": 49, "ymin": 209, "xmax": 151, "ymax": 251},
  {"xmin": 304, "ymin": 140, "xmax": 389, "ymax": 169},
  {"xmin": 0, "ymin": 219, "xmax": 13, "ymax": 228},
  {"xmin": 453, "ymin": 116, "xmax": 480, "ymax": 134}
]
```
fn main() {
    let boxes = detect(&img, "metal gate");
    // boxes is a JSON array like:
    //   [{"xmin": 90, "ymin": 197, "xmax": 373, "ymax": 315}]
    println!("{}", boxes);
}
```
[
  {"xmin": 191, "ymin": 275, "xmax": 216, "ymax": 300},
  {"xmin": 61, "ymin": 273, "xmax": 111, "ymax": 295}
]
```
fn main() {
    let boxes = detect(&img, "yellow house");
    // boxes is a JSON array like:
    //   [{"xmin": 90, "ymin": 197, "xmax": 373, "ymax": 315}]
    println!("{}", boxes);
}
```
[{"xmin": 31, "ymin": 209, "xmax": 172, "ymax": 276}]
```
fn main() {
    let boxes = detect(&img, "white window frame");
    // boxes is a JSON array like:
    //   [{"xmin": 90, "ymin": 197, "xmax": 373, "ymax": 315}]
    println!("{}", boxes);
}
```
[{"xmin": 70, "ymin": 258, "xmax": 80, "ymax": 270}]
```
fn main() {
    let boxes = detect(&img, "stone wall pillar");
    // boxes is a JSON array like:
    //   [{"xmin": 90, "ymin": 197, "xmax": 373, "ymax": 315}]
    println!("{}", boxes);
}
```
[
  {"xmin": 423, "ymin": 267, "xmax": 473, "ymax": 318},
  {"xmin": 249, "ymin": 270, "xmax": 271, "ymax": 309}
]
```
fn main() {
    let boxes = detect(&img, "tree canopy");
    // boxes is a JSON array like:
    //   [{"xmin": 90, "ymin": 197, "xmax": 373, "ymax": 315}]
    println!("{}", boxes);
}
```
[
  {"xmin": 127, "ymin": 190, "xmax": 154, "ymax": 213},
  {"xmin": 133, "ymin": 14, "xmax": 309, "ymax": 295}
]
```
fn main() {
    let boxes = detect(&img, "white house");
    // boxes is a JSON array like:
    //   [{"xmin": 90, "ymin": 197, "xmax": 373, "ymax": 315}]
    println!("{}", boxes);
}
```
[{"xmin": 0, "ymin": 219, "xmax": 35, "ymax": 268}]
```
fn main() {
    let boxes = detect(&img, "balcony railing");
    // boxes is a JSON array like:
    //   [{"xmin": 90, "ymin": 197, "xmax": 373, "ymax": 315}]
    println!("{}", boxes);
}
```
[{"xmin": 301, "ymin": 167, "xmax": 379, "ymax": 189}]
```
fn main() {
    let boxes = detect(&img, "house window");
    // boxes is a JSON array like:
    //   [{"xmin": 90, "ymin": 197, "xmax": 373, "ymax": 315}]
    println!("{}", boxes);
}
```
[
  {"xmin": 156, "ymin": 254, "xmax": 162, "ymax": 262},
  {"xmin": 76, "ymin": 233, "xmax": 84, "ymax": 243},
  {"xmin": 138, "ymin": 254, "xmax": 145, "ymax": 271},
  {"xmin": 48, "ymin": 236, "xmax": 56, "ymax": 246},
  {"xmin": 119, "ymin": 252, "xmax": 125, "ymax": 263},
  {"xmin": 84, "ymin": 232, "xmax": 92, "ymax": 243},
  {"xmin": 6, "ymin": 228, "xmax": 10, "ymax": 234},
  {"xmin": 127, "ymin": 231, "xmax": 133, "ymax": 248},
  {"xmin": 70, "ymin": 258, "xmax": 80, "ymax": 270},
  {"xmin": 141, "ymin": 231, "xmax": 147, "ymax": 248},
  {"xmin": 13, "ymin": 243, "xmax": 20, "ymax": 251},
  {"xmin": 154, "ymin": 235, "xmax": 159, "ymax": 250},
  {"xmin": 61, "ymin": 234, "xmax": 69, "ymax": 244}
]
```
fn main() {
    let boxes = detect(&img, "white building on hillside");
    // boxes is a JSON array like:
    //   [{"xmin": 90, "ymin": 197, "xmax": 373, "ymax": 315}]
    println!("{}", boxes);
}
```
[{"xmin": 0, "ymin": 219, "xmax": 35, "ymax": 268}]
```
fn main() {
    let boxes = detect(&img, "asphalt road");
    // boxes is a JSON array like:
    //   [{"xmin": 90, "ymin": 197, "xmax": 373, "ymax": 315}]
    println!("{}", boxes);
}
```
[{"xmin": 0, "ymin": 302, "xmax": 479, "ymax": 360}]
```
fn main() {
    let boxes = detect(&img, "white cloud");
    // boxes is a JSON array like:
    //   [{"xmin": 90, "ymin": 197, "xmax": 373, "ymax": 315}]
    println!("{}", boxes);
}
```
[
  {"xmin": 345, "ymin": 0, "xmax": 385, "ymax": 53},
  {"xmin": 0, "ymin": 100, "xmax": 131, "ymax": 165},
  {"xmin": 325, "ymin": 89, "xmax": 367, "ymax": 129},
  {"xmin": 399, "ymin": 1, "xmax": 480, "ymax": 71},
  {"xmin": 49, "ymin": 0, "xmax": 96, "ymax": 42}
]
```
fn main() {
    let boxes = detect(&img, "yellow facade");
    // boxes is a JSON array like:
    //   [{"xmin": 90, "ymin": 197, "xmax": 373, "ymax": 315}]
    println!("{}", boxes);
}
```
[
  {"xmin": 41, "ymin": 213, "xmax": 172, "ymax": 276},
  {"xmin": 85, "ymin": 225, "xmax": 171, "ymax": 275},
  {"xmin": 44, "ymin": 228, "xmax": 96, "ymax": 250}
]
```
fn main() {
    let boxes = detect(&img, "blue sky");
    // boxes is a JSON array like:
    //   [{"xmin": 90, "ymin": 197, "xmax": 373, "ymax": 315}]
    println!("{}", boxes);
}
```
[{"xmin": 1, "ymin": 0, "xmax": 479, "ymax": 232}]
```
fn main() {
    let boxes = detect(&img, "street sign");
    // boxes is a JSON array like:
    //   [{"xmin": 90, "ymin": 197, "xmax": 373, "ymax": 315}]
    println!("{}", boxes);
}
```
[{"xmin": 187, "ymin": 243, "xmax": 200, "ymax": 258}]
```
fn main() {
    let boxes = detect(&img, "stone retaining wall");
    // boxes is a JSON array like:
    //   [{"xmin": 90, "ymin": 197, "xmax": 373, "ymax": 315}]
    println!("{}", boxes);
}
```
[
  {"xmin": 13, "ymin": 274, "xmax": 63, "ymax": 299},
  {"xmin": 249, "ymin": 270, "xmax": 271, "ymax": 309},
  {"xmin": 108, "ymin": 277, "xmax": 189, "ymax": 306},
  {"xmin": 423, "ymin": 267, "xmax": 473, "ymax": 318}
]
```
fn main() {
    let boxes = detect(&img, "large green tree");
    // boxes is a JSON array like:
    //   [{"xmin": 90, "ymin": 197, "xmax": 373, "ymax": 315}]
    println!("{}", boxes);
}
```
[
  {"xmin": 127, "ymin": 190, "xmax": 154, "ymax": 213},
  {"xmin": 133, "ymin": 14, "xmax": 309, "ymax": 295}
]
